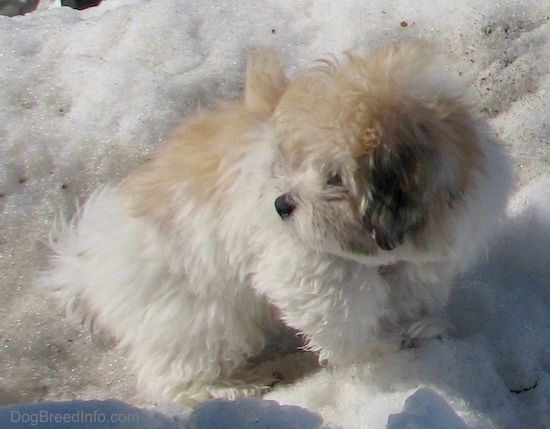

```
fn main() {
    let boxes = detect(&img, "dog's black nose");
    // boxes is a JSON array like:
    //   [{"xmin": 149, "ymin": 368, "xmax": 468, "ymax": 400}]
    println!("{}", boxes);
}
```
[{"xmin": 275, "ymin": 194, "xmax": 297, "ymax": 218}]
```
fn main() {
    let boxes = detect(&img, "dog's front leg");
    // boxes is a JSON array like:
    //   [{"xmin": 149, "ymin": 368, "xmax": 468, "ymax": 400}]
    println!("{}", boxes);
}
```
[{"xmin": 254, "ymin": 258, "xmax": 392, "ymax": 365}]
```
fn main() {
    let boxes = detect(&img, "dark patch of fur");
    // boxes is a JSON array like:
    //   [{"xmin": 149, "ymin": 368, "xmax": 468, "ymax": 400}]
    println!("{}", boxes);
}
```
[{"xmin": 362, "ymin": 138, "xmax": 438, "ymax": 251}]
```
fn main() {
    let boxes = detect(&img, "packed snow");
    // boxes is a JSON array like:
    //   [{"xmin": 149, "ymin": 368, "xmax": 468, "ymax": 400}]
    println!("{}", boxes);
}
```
[{"xmin": 0, "ymin": 0, "xmax": 549, "ymax": 428}]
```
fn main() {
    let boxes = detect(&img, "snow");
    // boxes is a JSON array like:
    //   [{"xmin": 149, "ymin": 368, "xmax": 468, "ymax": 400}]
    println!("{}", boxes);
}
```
[
  {"xmin": 0, "ymin": 399, "xmax": 190, "ymax": 428},
  {"xmin": 0, "ymin": 397, "xmax": 326, "ymax": 428},
  {"xmin": 0, "ymin": 0, "xmax": 549, "ymax": 428}
]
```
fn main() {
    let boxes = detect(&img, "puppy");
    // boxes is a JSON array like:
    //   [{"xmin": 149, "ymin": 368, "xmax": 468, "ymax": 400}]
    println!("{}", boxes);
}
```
[{"xmin": 40, "ymin": 43, "xmax": 512, "ymax": 404}]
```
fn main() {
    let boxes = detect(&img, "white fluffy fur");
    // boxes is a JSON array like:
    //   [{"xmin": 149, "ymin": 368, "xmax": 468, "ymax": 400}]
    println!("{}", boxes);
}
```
[{"xmin": 39, "ymin": 43, "xmax": 512, "ymax": 404}]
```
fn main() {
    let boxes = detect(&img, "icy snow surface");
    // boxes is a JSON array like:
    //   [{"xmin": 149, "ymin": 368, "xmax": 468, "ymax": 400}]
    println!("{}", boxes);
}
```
[{"xmin": 0, "ymin": 0, "xmax": 549, "ymax": 428}]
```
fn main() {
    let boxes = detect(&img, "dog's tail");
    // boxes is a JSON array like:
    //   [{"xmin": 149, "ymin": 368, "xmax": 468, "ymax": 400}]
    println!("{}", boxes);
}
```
[{"xmin": 244, "ymin": 49, "xmax": 288, "ymax": 116}]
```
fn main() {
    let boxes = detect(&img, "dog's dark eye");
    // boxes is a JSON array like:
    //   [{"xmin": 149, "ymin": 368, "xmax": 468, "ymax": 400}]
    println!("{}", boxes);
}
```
[{"xmin": 326, "ymin": 172, "xmax": 343, "ymax": 187}]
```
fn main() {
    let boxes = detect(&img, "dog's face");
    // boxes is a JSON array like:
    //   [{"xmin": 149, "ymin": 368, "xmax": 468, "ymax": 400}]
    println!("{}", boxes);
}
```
[{"xmin": 270, "ymin": 44, "xmax": 485, "ymax": 259}]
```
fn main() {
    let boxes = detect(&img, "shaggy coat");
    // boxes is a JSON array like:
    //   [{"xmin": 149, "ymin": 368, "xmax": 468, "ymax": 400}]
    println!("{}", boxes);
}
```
[{"xmin": 40, "ymin": 43, "xmax": 512, "ymax": 404}]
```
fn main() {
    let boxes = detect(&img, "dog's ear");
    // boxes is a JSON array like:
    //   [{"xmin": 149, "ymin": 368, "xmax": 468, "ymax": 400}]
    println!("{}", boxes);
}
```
[
  {"xmin": 361, "ymin": 127, "xmax": 439, "ymax": 251},
  {"xmin": 353, "ymin": 42, "xmax": 484, "ymax": 251},
  {"xmin": 244, "ymin": 49, "xmax": 288, "ymax": 116}
]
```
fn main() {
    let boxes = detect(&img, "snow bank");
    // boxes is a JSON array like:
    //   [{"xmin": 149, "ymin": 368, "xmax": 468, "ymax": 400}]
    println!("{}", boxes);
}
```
[
  {"xmin": 1, "ymin": 0, "xmax": 549, "ymax": 427},
  {"xmin": 0, "ymin": 399, "xmax": 188, "ymax": 428},
  {"xmin": 0, "ymin": 397, "xmax": 327, "ymax": 429}
]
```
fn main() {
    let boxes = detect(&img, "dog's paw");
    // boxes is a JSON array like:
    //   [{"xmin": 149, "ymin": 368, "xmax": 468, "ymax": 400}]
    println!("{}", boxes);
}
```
[
  {"xmin": 172, "ymin": 368, "xmax": 287, "ymax": 407},
  {"xmin": 175, "ymin": 383, "xmax": 272, "ymax": 407},
  {"xmin": 400, "ymin": 317, "xmax": 454, "ymax": 349}
]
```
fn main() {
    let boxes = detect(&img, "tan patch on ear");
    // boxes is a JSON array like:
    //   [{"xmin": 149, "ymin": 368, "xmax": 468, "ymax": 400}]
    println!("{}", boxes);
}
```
[
  {"xmin": 342, "ymin": 43, "xmax": 486, "ymax": 250},
  {"xmin": 245, "ymin": 49, "xmax": 288, "ymax": 116}
]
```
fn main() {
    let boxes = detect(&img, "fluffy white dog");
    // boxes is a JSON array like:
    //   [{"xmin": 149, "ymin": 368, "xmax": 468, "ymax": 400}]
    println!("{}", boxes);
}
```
[{"xmin": 40, "ymin": 43, "xmax": 512, "ymax": 404}]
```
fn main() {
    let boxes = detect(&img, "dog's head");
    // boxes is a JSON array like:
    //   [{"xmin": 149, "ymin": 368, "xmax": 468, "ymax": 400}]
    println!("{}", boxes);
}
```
[{"xmin": 267, "ymin": 43, "xmax": 485, "ymax": 258}]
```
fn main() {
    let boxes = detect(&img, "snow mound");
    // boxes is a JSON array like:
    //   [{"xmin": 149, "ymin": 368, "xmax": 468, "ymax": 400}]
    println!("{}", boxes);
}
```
[{"xmin": 0, "ymin": 398, "xmax": 327, "ymax": 429}]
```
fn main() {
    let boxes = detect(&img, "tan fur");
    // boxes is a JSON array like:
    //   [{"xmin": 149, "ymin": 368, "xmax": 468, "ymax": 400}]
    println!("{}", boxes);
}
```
[
  {"xmin": 273, "ymin": 42, "xmax": 486, "ymax": 253},
  {"xmin": 42, "ymin": 42, "xmax": 511, "ymax": 404},
  {"xmin": 124, "ymin": 42, "xmax": 490, "ymax": 256},
  {"xmin": 123, "ymin": 50, "xmax": 288, "ymax": 222},
  {"xmin": 245, "ymin": 49, "xmax": 288, "ymax": 115}
]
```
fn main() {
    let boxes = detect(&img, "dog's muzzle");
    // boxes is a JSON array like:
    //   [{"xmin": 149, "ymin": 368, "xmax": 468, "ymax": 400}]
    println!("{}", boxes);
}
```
[{"xmin": 274, "ymin": 193, "xmax": 297, "ymax": 219}]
